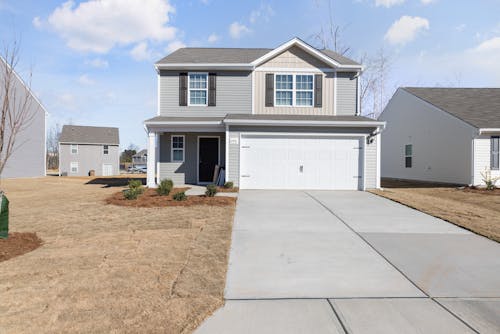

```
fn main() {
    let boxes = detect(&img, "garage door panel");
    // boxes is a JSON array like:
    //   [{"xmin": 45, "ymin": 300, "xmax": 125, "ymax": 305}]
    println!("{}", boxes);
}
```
[{"xmin": 240, "ymin": 135, "xmax": 363, "ymax": 190}]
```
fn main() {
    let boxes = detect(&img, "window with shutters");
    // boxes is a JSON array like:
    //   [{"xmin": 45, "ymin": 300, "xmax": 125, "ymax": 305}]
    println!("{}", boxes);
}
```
[
  {"xmin": 188, "ymin": 73, "xmax": 208, "ymax": 106},
  {"xmin": 274, "ymin": 74, "xmax": 314, "ymax": 107},
  {"xmin": 491, "ymin": 136, "xmax": 499, "ymax": 170}
]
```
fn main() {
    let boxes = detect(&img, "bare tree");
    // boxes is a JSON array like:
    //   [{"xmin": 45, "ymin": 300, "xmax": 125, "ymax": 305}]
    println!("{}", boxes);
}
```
[
  {"xmin": 361, "ymin": 48, "xmax": 392, "ymax": 119},
  {"xmin": 0, "ymin": 41, "xmax": 37, "ymax": 177},
  {"xmin": 311, "ymin": 0, "xmax": 350, "ymax": 55},
  {"xmin": 46, "ymin": 123, "xmax": 61, "ymax": 170}
]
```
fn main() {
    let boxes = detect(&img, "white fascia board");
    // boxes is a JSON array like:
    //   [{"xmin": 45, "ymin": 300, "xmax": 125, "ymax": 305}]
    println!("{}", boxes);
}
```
[
  {"xmin": 479, "ymin": 128, "xmax": 500, "ymax": 134},
  {"xmin": 145, "ymin": 121, "xmax": 223, "ymax": 126},
  {"xmin": 251, "ymin": 37, "xmax": 362, "ymax": 71},
  {"xmin": 155, "ymin": 63, "xmax": 254, "ymax": 71},
  {"xmin": 223, "ymin": 119, "xmax": 386, "ymax": 128},
  {"xmin": 59, "ymin": 142, "xmax": 119, "ymax": 145}
]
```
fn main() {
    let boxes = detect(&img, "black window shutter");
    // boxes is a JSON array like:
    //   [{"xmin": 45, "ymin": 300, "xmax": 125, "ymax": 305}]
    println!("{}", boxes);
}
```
[
  {"xmin": 208, "ymin": 73, "xmax": 216, "ymax": 106},
  {"xmin": 492, "ymin": 136, "xmax": 499, "ymax": 170},
  {"xmin": 265, "ymin": 73, "xmax": 274, "ymax": 107},
  {"xmin": 179, "ymin": 73, "xmax": 188, "ymax": 106},
  {"xmin": 314, "ymin": 74, "xmax": 322, "ymax": 107}
]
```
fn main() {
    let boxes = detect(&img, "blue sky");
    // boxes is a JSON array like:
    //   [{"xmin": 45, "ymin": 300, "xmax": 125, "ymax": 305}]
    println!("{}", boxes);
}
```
[{"xmin": 1, "ymin": 0, "xmax": 499, "ymax": 149}]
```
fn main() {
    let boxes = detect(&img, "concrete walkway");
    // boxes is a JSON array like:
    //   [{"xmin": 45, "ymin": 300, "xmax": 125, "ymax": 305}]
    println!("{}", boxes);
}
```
[{"xmin": 196, "ymin": 191, "xmax": 500, "ymax": 334}]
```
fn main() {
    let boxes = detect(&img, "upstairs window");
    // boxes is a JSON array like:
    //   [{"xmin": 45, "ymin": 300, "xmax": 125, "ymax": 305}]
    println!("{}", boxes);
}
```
[
  {"xmin": 171, "ymin": 135, "xmax": 185, "ymax": 162},
  {"xmin": 492, "ymin": 136, "xmax": 499, "ymax": 170},
  {"xmin": 103, "ymin": 145, "xmax": 109, "ymax": 155},
  {"xmin": 405, "ymin": 144, "xmax": 413, "ymax": 168},
  {"xmin": 275, "ymin": 74, "xmax": 314, "ymax": 107},
  {"xmin": 188, "ymin": 73, "xmax": 208, "ymax": 106},
  {"xmin": 71, "ymin": 144, "xmax": 78, "ymax": 154}
]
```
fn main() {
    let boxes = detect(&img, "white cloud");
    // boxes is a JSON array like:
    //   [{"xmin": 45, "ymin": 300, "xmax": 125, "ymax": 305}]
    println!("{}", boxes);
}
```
[
  {"xmin": 130, "ymin": 42, "xmax": 154, "ymax": 61},
  {"xmin": 249, "ymin": 3, "xmax": 274, "ymax": 24},
  {"xmin": 229, "ymin": 22, "xmax": 251, "ymax": 39},
  {"xmin": 45, "ymin": 0, "xmax": 177, "ymax": 53},
  {"xmin": 77, "ymin": 74, "xmax": 94, "ymax": 85},
  {"xmin": 455, "ymin": 24, "xmax": 466, "ymax": 32},
  {"xmin": 375, "ymin": 0, "xmax": 405, "ymax": 8},
  {"xmin": 165, "ymin": 40, "xmax": 186, "ymax": 53},
  {"xmin": 32, "ymin": 16, "xmax": 43, "ymax": 28},
  {"xmin": 472, "ymin": 36, "xmax": 500, "ymax": 53},
  {"xmin": 85, "ymin": 58, "xmax": 109, "ymax": 68},
  {"xmin": 420, "ymin": 0, "xmax": 436, "ymax": 4},
  {"xmin": 208, "ymin": 33, "xmax": 219, "ymax": 43},
  {"xmin": 385, "ymin": 16, "xmax": 429, "ymax": 45}
]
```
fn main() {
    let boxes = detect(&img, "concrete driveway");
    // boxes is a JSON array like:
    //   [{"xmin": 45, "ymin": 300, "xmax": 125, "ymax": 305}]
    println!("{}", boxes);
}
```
[{"xmin": 196, "ymin": 191, "xmax": 500, "ymax": 334}]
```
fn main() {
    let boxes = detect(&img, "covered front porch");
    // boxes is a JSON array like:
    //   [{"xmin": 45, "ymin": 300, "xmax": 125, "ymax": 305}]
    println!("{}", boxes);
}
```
[{"xmin": 144, "ymin": 116, "xmax": 227, "ymax": 188}]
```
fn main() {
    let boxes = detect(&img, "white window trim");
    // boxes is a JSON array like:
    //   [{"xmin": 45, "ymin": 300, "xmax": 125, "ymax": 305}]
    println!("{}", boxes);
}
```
[
  {"xmin": 171, "ymin": 135, "xmax": 185, "ymax": 162},
  {"xmin": 274, "ymin": 73, "xmax": 315, "ymax": 107},
  {"xmin": 187, "ymin": 72, "xmax": 208, "ymax": 107},
  {"xmin": 103, "ymin": 145, "xmax": 109, "ymax": 155},
  {"xmin": 405, "ymin": 144, "xmax": 413, "ymax": 168},
  {"xmin": 70, "ymin": 162, "xmax": 78, "ymax": 173},
  {"xmin": 491, "ymin": 136, "xmax": 499, "ymax": 170},
  {"xmin": 71, "ymin": 144, "xmax": 78, "ymax": 155}
]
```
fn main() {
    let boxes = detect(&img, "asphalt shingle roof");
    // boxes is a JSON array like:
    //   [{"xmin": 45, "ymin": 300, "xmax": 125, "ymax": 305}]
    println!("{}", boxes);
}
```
[
  {"xmin": 156, "ymin": 47, "xmax": 360, "ymax": 66},
  {"xmin": 403, "ymin": 87, "xmax": 500, "ymax": 129},
  {"xmin": 60, "ymin": 125, "xmax": 120, "ymax": 145}
]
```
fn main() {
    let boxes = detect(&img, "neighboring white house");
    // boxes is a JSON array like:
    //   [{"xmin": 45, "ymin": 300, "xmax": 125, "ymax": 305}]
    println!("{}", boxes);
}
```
[
  {"xmin": 0, "ymin": 57, "xmax": 47, "ymax": 179},
  {"xmin": 144, "ymin": 37, "xmax": 385, "ymax": 190},
  {"xmin": 132, "ymin": 149, "xmax": 147, "ymax": 166},
  {"xmin": 379, "ymin": 87, "xmax": 500, "ymax": 185},
  {"xmin": 59, "ymin": 125, "xmax": 120, "ymax": 177}
]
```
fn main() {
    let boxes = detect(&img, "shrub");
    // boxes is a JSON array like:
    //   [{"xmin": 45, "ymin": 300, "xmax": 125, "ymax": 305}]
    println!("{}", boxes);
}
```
[
  {"xmin": 157, "ymin": 179, "xmax": 173, "ymax": 196},
  {"xmin": 123, "ymin": 187, "xmax": 141, "ymax": 200},
  {"xmin": 205, "ymin": 184, "xmax": 218, "ymax": 197},
  {"xmin": 480, "ymin": 168, "xmax": 500, "ymax": 190},
  {"xmin": 128, "ymin": 179, "xmax": 144, "ymax": 194},
  {"xmin": 223, "ymin": 181, "xmax": 234, "ymax": 189},
  {"xmin": 173, "ymin": 191, "xmax": 187, "ymax": 201}
]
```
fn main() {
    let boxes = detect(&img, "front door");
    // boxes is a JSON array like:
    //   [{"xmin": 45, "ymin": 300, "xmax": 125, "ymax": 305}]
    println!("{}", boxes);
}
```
[{"xmin": 198, "ymin": 137, "xmax": 219, "ymax": 183}]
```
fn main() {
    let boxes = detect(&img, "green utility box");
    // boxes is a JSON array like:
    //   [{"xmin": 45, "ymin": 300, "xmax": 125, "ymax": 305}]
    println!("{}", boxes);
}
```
[{"xmin": 0, "ymin": 194, "xmax": 9, "ymax": 239}]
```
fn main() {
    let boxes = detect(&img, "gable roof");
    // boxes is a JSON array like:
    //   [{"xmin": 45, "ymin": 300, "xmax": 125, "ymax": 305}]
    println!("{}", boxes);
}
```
[
  {"xmin": 133, "ymin": 149, "xmax": 147, "ymax": 157},
  {"xmin": 60, "ymin": 125, "xmax": 119, "ymax": 145},
  {"xmin": 403, "ymin": 87, "xmax": 500, "ymax": 129},
  {"xmin": 156, "ymin": 37, "xmax": 361, "ymax": 70}
]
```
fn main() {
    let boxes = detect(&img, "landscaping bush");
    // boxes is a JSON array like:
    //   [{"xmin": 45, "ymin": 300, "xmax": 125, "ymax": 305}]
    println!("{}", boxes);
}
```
[
  {"xmin": 128, "ymin": 179, "xmax": 144, "ymax": 194},
  {"xmin": 123, "ymin": 188, "xmax": 141, "ymax": 200},
  {"xmin": 223, "ymin": 181, "xmax": 234, "ymax": 189},
  {"xmin": 157, "ymin": 179, "xmax": 173, "ymax": 196},
  {"xmin": 480, "ymin": 168, "xmax": 500, "ymax": 190},
  {"xmin": 205, "ymin": 184, "xmax": 218, "ymax": 197},
  {"xmin": 172, "ymin": 191, "xmax": 187, "ymax": 201}
]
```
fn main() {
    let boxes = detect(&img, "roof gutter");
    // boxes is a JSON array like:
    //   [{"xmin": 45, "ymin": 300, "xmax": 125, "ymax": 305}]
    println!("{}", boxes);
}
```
[
  {"xmin": 479, "ymin": 128, "xmax": 500, "ymax": 134},
  {"xmin": 223, "ymin": 118, "xmax": 386, "ymax": 128},
  {"xmin": 144, "ymin": 120, "xmax": 223, "ymax": 126},
  {"xmin": 155, "ymin": 63, "xmax": 255, "ymax": 72}
]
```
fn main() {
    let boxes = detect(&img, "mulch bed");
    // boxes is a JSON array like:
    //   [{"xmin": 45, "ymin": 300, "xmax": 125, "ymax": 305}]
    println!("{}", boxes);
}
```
[
  {"xmin": 106, "ymin": 188, "xmax": 237, "ymax": 207},
  {"xmin": 216, "ymin": 187, "xmax": 239, "ymax": 193},
  {"xmin": 0, "ymin": 232, "xmax": 43, "ymax": 262}
]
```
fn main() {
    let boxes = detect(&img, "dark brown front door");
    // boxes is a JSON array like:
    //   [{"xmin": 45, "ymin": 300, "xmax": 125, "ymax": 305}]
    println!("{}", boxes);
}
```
[{"xmin": 198, "ymin": 137, "xmax": 219, "ymax": 183}]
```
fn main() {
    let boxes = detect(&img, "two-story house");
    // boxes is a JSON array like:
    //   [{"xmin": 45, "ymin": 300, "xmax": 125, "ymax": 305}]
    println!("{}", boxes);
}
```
[
  {"xmin": 59, "ymin": 125, "xmax": 120, "ymax": 177},
  {"xmin": 144, "ymin": 38, "xmax": 385, "ymax": 190}
]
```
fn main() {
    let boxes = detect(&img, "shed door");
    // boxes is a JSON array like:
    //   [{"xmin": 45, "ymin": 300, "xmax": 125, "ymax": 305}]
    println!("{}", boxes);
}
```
[
  {"xmin": 239, "ymin": 135, "xmax": 363, "ymax": 190},
  {"xmin": 102, "ymin": 164, "xmax": 113, "ymax": 176}
]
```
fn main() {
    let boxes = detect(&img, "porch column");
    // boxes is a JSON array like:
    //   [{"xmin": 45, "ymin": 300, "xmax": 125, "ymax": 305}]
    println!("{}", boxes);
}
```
[{"xmin": 147, "ymin": 131, "xmax": 157, "ymax": 188}]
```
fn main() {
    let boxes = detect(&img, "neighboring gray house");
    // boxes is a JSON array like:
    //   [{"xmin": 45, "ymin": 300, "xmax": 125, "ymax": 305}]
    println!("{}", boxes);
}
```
[
  {"xmin": 144, "ymin": 38, "xmax": 385, "ymax": 190},
  {"xmin": 379, "ymin": 87, "xmax": 500, "ymax": 185},
  {"xmin": 59, "ymin": 125, "xmax": 120, "ymax": 177},
  {"xmin": 0, "ymin": 57, "xmax": 46, "ymax": 179},
  {"xmin": 132, "ymin": 149, "xmax": 147, "ymax": 166}
]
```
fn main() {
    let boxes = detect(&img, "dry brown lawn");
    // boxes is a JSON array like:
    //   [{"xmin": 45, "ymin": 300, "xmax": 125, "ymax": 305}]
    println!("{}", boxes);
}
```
[
  {"xmin": 0, "ymin": 176, "xmax": 236, "ymax": 333},
  {"xmin": 371, "ymin": 179, "xmax": 500, "ymax": 242}
]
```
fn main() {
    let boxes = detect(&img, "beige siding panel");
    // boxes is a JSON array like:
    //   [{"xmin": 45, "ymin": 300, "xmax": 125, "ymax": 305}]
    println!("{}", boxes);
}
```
[
  {"xmin": 473, "ymin": 136, "xmax": 500, "ymax": 185},
  {"xmin": 159, "ymin": 71, "xmax": 251, "ymax": 117},
  {"xmin": 227, "ymin": 132, "xmax": 240, "ymax": 186},
  {"xmin": 365, "ymin": 135, "xmax": 378, "ymax": 189},
  {"xmin": 336, "ymin": 72, "xmax": 358, "ymax": 116},
  {"xmin": 254, "ymin": 72, "xmax": 334, "ymax": 115},
  {"xmin": 158, "ymin": 132, "xmax": 225, "ymax": 185},
  {"xmin": 259, "ymin": 46, "xmax": 331, "ymax": 69}
]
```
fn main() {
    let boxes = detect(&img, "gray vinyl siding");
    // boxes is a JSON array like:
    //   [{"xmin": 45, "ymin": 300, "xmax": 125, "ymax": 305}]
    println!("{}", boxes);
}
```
[
  {"xmin": 1, "ymin": 62, "xmax": 46, "ymax": 179},
  {"xmin": 227, "ymin": 126, "xmax": 378, "ymax": 189},
  {"xmin": 336, "ymin": 72, "xmax": 358, "ymax": 116},
  {"xmin": 158, "ymin": 132, "xmax": 226, "ymax": 184},
  {"xmin": 59, "ymin": 144, "xmax": 120, "ymax": 176},
  {"xmin": 159, "ymin": 70, "xmax": 252, "ymax": 117}
]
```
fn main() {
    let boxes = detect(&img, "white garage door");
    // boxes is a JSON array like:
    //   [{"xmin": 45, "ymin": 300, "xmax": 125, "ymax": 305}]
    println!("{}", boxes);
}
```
[
  {"xmin": 102, "ymin": 164, "xmax": 113, "ymax": 176},
  {"xmin": 239, "ymin": 135, "xmax": 363, "ymax": 190}
]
